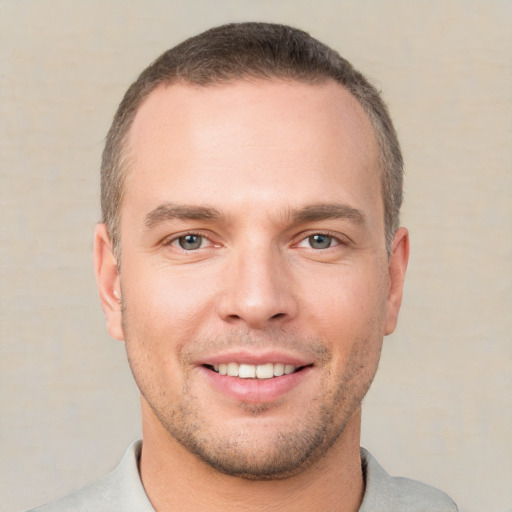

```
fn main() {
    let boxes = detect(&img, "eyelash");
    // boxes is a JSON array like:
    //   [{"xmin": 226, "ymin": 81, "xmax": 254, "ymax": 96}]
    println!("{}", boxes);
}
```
[
  {"xmin": 163, "ymin": 230, "xmax": 347, "ymax": 251},
  {"xmin": 294, "ymin": 230, "xmax": 346, "ymax": 250},
  {"xmin": 163, "ymin": 231, "xmax": 215, "ymax": 250}
]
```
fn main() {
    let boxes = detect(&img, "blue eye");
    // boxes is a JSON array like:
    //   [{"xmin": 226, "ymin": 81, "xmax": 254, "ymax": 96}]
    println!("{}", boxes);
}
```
[
  {"xmin": 308, "ymin": 234, "xmax": 334, "ymax": 249},
  {"xmin": 177, "ymin": 234, "xmax": 204, "ymax": 250},
  {"xmin": 296, "ymin": 233, "xmax": 341, "ymax": 250}
]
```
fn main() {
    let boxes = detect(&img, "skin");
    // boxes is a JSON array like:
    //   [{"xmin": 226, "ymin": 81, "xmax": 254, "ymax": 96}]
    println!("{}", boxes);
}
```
[{"xmin": 95, "ymin": 79, "xmax": 409, "ymax": 512}]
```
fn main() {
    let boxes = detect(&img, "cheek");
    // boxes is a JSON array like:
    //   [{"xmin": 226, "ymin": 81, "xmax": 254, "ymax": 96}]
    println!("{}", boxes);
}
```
[
  {"xmin": 121, "ymin": 261, "xmax": 218, "ymax": 340},
  {"xmin": 120, "ymin": 268, "xmax": 209, "ymax": 395},
  {"xmin": 297, "ymin": 264, "xmax": 388, "ymax": 385},
  {"xmin": 299, "ymin": 263, "xmax": 388, "ymax": 336},
  {"xmin": 119, "ymin": 277, "xmax": 214, "ymax": 399}
]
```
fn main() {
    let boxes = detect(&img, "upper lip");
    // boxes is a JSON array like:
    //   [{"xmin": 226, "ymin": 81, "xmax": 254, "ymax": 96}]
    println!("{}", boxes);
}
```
[{"xmin": 196, "ymin": 349, "xmax": 314, "ymax": 367}]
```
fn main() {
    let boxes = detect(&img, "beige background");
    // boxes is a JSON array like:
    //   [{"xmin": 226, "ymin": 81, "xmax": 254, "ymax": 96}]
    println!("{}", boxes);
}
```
[{"xmin": 1, "ymin": 1, "xmax": 511, "ymax": 511}]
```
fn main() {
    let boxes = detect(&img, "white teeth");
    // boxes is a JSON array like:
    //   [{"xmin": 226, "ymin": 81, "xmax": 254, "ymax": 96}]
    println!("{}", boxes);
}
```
[
  {"xmin": 211, "ymin": 363, "xmax": 298, "ymax": 379},
  {"xmin": 238, "ymin": 364, "xmax": 256, "ymax": 378},
  {"xmin": 227, "ymin": 362, "xmax": 239, "ymax": 377},
  {"xmin": 273, "ymin": 363, "xmax": 285, "ymax": 376},
  {"xmin": 284, "ymin": 364, "xmax": 295, "ymax": 375},
  {"xmin": 256, "ymin": 363, "xmax": 274, "ymax": 379}
]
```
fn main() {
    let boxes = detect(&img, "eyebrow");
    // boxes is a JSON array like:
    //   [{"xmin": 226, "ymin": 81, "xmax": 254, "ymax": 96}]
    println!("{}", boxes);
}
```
[
  {"xmin": 144, "ymin": 202, "xmax": 365, "ymax": 230},
  {"xmin": 145, "ymin": 203, "xmax": 223, "ymax": 229},
  {"xmin": 288, "ymin": 203, "xmax": 366, "ymax": 225}
]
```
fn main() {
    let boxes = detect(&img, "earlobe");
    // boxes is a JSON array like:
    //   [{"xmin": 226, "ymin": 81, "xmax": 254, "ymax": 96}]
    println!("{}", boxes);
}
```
[
  {"xmin": 384, "ymin": 227, "xmax": 410, "ymax": 335},
  {"xmin": 94, "ymin": 223, "xmax": 124, "ymax": 341}
]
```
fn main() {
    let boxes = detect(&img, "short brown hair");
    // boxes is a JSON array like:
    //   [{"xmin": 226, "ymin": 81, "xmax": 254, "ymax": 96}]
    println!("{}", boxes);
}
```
[{"xmin": 101, "ymin": 22, "xmax": 403, "ymax": 256}]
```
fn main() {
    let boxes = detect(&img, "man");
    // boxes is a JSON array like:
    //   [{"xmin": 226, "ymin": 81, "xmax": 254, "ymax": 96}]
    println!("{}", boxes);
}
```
[{"xmin": 32, "ymin": 22, "xmax": 457, "ymax": 511}]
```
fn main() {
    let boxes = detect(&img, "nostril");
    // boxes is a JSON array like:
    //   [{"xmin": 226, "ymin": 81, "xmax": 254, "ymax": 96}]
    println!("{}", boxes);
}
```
[{"xmin": 270, "ymin": 313, "xmax": 285, "ymax": 320}]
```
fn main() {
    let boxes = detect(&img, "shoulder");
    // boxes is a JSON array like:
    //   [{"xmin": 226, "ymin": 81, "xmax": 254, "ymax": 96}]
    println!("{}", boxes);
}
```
[
  {"xmin": 27, "ymin": 441, "xmax": 154, "ymax": 512},
  {"xmin": 359, "ymin": 447, "xmax": 458, "ymax": 512}
]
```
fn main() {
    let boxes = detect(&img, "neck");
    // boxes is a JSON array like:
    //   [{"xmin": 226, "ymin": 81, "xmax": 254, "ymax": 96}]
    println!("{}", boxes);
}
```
[{"xmin": 139, "ymin": 401, "xmax": 364, "ymax": 512}]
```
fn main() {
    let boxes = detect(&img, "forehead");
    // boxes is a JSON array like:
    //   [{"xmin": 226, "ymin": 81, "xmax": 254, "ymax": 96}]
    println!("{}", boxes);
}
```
[
  {"xmin": 123, "ymin": 78, "xmax": 381, "ymax": 222},
  {"xmin": 129, "ymin": 78, "xmax": 376, "ymax": 160}
]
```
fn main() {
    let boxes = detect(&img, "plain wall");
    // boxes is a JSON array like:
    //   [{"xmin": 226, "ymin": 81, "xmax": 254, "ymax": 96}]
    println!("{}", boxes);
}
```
[{"xmin": 1, "ymin": 1, "xmax": 510, "ymax": 511}]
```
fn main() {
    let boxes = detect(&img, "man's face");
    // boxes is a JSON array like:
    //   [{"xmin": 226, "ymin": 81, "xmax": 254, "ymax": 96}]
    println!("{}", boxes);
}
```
[{"xmin": 96, "ymin": 79, "xmax": 408, "ymax": 479}]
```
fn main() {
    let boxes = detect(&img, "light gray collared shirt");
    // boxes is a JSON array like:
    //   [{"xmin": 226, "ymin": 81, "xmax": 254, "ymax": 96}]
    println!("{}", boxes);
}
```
[{"xmin": 30, "ymin": 441, "xmax": 458, "ymax": 511}]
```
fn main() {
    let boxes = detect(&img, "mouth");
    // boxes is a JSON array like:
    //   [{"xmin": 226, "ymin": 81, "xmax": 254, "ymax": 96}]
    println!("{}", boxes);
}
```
[
  {"xmin": 197, "ymin": 350, "xmax": 315, "ymax": 402},
  {"xmin": 203, "ymin": 362, "xmax": 311, "ymax": 379}
]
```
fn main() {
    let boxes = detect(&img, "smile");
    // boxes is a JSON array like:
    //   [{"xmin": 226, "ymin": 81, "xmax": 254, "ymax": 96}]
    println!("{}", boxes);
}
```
[
  {"xmin": 206, "ymin": 362, "xmax": 300, "ymax": 379},
  {"xmin": 200, "ymin": 358, "xmax": 313, "ymax": 402}
]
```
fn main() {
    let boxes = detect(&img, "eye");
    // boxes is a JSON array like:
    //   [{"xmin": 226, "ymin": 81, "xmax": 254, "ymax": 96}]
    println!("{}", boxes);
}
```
[
  {"xmin": 297, "ymin": 233, "xmax": 340, "ymax": 250},
  {"xmin": 173, "ymin": 234, "xmax": 207, "ymax": 250}
]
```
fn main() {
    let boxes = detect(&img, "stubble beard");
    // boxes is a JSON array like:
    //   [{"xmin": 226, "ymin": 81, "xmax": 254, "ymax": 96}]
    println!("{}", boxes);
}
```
[{"xmin": 123, "ymin": 316, "xmax": 382, "ymax": 481}]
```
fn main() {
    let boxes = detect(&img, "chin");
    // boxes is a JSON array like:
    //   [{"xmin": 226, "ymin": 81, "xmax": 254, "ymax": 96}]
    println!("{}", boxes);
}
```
[{"xmin": 150, "ymin": 394, "xmax": 355, "ymax": 481}]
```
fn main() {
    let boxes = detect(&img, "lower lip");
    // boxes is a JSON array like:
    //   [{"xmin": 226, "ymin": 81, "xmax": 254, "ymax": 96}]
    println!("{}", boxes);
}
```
[{"xmin": 199, "ymin": 366, "xmax": 312, "ymax": 403}]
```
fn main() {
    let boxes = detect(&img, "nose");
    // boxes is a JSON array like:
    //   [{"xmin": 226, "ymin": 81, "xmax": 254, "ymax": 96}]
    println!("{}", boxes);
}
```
[{"xmin": 217, "ymin": 245, "xmax": 298, "ymax": 329}]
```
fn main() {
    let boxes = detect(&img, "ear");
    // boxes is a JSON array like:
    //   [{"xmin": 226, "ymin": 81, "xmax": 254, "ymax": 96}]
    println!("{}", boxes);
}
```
[
  {"xmin": 384, "ymin": 227, "xmax": 410, "ymax": 335},
  {"xmin": 94, "ymin": 223, "xmax": 124, "ymax": 341}
]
